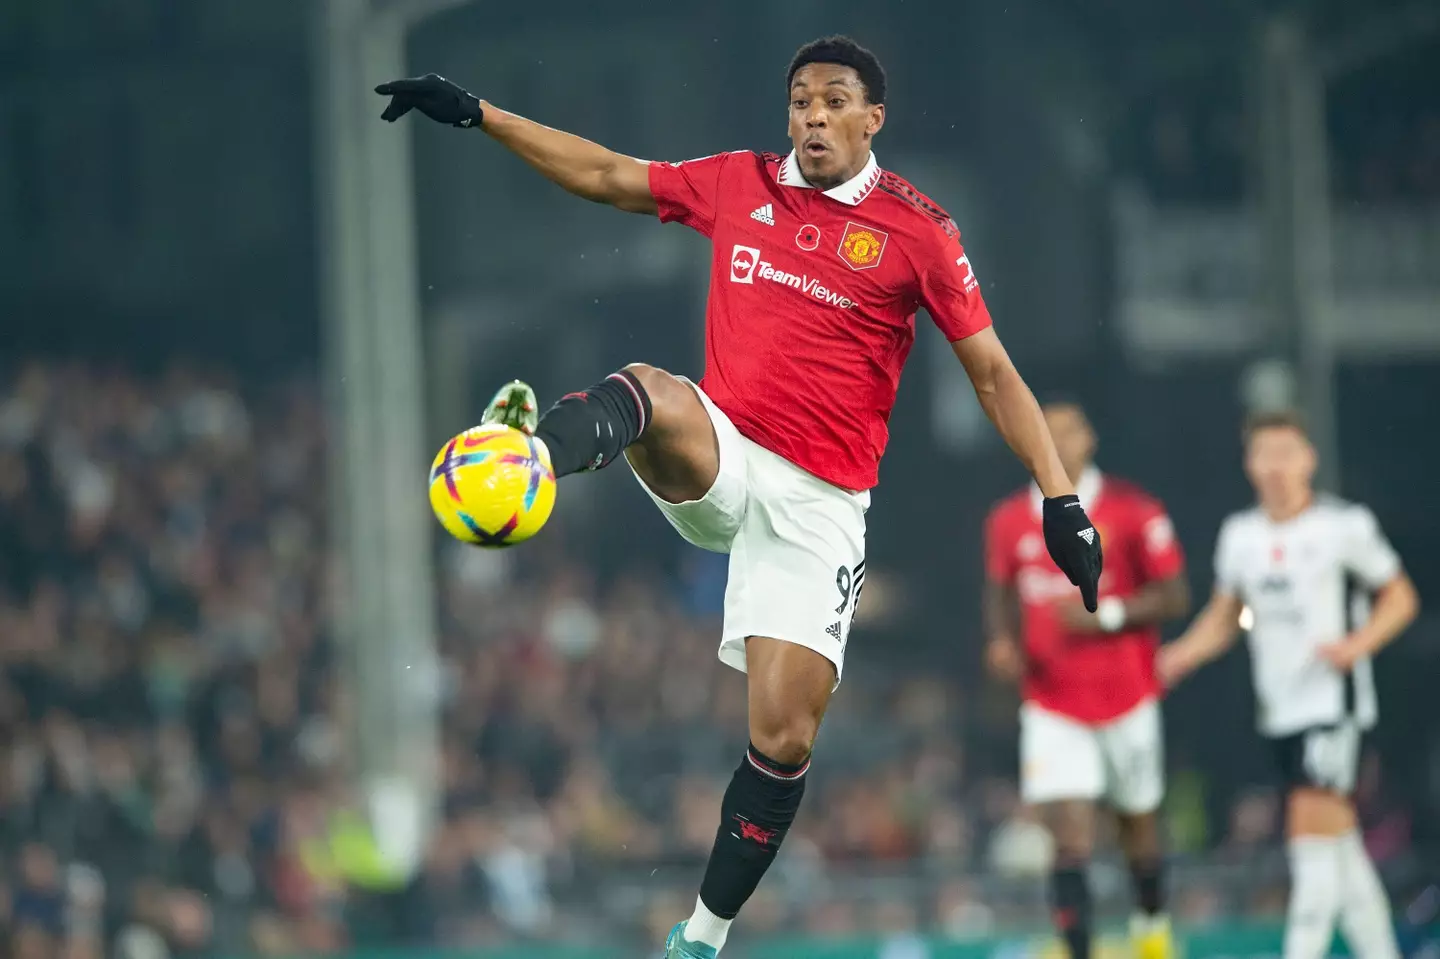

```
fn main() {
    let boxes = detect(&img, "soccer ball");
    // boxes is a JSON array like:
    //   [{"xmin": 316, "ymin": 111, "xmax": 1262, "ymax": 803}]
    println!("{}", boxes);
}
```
[{"xmin": 427, "ymin": 424, "xmax": 556, "ymax": 547}]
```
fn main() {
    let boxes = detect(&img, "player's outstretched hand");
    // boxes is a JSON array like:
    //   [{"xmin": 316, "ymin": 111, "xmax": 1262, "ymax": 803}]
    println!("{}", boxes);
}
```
[
  {"xmin": 375, "ymin": 74, "xmax": 483, "ymax": 128},
  {"xmin": 1042, "ymin": 495, "xmax": 1104, "ymax": 612}
]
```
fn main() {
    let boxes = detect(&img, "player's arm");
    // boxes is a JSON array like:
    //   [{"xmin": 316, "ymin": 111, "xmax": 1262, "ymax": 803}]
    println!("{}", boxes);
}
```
[
  {"xmin": 479, "ymin": 106, "xmax": 657, "ymax": 214},
  {"xmin": 919, "ymin": 232, "xmax": 1099, "ymax": 607},
  {"xmin": 1344, "ymin": 573, "xmax": 1420, "ymax": 658},
  {"xmin": 1155, "ymin": 588, "xmax": 1244, "ymax": 687},
  {"xmin": 983, "ymin": 581, "xmax": 1025, "ymax": 682},
  {"xmin": 374, "ymin": 75, "xmax": 657, "ymax": 215},
  {"xmin": 910, "ymin": 229, "xmax": 1069, "ymax": 495},
  {"xmin": 1114, "ymin": 576, "xmax": 1191, "ymax": 627},
  {"xmin": 982, "ymin": 510, "xmax": 1025, "ymax": 682},
  {"xmin": 1318, "ymin": 506, "xmax": 1419, "ymax": 670},
  {"xmin": 953, "ymin": 329, "xmax": 1071, "ymax": 498},
  {"xmin": 1059, "ymin": 575, "xmax": 1191, "ymax": 634},
  {"xmin": 912, "ymin": 225, "xmax": 1068, "ymax": 494},
  {"xmin": 1157, "ymin": 515, "xmax": 1243, "ymax": 686},
  {"xmin": 1056, "ymin": 505, "xmax": 1190, "ymax": 633}
]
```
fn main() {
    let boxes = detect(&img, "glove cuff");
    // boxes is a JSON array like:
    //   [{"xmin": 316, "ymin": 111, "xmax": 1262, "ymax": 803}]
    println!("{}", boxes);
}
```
[
  {"xmin": 1042, "ymin": 493, "xmax": 1081, "ymax": 514},
  {"xmin": 455, "ymin": 95, "xmax": 484, "ymax": 129}
]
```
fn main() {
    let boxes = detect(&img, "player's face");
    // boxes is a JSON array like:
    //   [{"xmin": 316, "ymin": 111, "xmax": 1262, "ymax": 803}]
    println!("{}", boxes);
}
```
[
  {"xmin": 1245, "ymin": 426, "xmax": 1317, "ymax": 503},
  {"xmin": 788, "ymin": 63, "xmax": 885, "ymax": 190},
  {"xmin": 1043, "ymin": 404, "xmax": 1096, "ymax": 482}
]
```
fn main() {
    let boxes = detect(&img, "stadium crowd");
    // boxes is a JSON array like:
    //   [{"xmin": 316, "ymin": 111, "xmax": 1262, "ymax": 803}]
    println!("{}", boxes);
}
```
[{"xmin": 0, "ymin": 362, "xmax": 1425, "ymax": 958}]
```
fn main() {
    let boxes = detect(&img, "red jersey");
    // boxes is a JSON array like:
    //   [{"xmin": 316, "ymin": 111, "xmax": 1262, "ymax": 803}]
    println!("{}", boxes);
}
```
[
  {"xmin": 985, "ymin": 470, "xmax": 1185, "ymax": 724},
  {"xmin": 648, "ymin": 150, "xmax": 992, "ymax": 491}
]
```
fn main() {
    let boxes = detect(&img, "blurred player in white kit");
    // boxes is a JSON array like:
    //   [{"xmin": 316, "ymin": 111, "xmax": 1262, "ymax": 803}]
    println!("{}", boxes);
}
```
[{"xmin": 1160, "ymin": 411, "xmax": 1420, "ymax": 959}]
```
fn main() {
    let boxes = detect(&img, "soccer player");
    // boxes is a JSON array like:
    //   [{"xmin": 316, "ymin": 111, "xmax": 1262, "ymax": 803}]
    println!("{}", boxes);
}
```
[
  {"xmin": 1158, "ymin": 411, "xmax": 1419, "ymax": 959},
  {"xmin": 984, "ymin": 401, "xmax": 1190, "ymax": 959},
  {"xmin": 376, "ymin": 37, "xmax": 1104, "ymax": 958}
]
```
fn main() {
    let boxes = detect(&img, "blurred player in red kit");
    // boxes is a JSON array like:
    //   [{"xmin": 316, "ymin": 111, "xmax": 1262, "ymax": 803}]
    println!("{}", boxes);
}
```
[
  {"xmin": 985, "ymin": 401, "xmax": 1190, "ymax": 959},
  {"xmin": 378, "ymin": 36, "xmax": 1103, "ymax": 958}
]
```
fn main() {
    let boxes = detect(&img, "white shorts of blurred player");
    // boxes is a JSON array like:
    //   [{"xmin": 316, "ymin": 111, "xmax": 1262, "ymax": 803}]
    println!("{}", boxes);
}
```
[
  {"xmin": 1020, "ymin": 698, "xmax": 1165, "ymax": 814},
  {"xmin": 627, "ymin": 378, "xmax": 868, "ymax": 687}
]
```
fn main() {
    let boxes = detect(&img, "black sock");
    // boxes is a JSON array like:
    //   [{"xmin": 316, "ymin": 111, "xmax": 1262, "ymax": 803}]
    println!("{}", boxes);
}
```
[
  {"xmin": 534, "ymin": 369, "xmax": 651, "ymax": 478},
  {"xmin": 1130, "ymin": 859, "xmax": 1165, "ymax": 916},
  {"xmin": 697, "ymin": 744, "xmax": 811, "ymax": 919},
  {"xmin": 1052, "ymin": 866, "xmax": 1093, "ymax": 959}
]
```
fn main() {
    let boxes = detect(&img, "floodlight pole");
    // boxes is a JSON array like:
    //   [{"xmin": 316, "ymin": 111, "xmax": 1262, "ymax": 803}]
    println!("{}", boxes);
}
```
[
  {"xmin": 1257, "ymin": 18, "xmax": 1338, "ymax": 490},
  {"xmin": 313, "ymin": 0, "xmax": 470, "ymax": 878}
]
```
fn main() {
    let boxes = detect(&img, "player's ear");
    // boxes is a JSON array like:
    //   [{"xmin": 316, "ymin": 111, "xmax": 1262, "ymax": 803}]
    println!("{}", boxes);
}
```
[{"xmin": 866, "ymin": 104, "xmax": 885, "ymax": 138}]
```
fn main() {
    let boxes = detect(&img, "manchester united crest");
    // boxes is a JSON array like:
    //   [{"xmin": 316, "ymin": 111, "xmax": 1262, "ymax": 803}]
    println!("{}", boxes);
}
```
[{"xmin": 837, "ymin": 221, "xmax": 888, "ymax": 271}]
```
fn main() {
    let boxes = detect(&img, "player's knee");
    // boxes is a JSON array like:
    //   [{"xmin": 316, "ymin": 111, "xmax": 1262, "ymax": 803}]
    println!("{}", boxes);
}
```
[
  {"xmin": 1117, "ymin": 811, "xmax": 1163, "ymax": 862},
  {"xmin": 621, "ymin": 361, "xmax": 668, "ymax": 391},
  {"xmin": 1287, "ymin": 787, "xmax": 1356, "ymax": 838},
  {"xmin": 1042, "ymin": 803, "xmax": 1096, "ymax": 864},
  {"xmin": 1053, "ymin": 835, "xmax": 1093, "ymax": 867},
  {"xmin": 622, "ymin": 363, "xmax": 688, "ymax": 432},
  {"xmin": 749, "ymin": 712, "xmax": 819, "ymax": 767},
  {"xmin": 745, "ymin": 639, "xmax": 833, "ymax": 765}
]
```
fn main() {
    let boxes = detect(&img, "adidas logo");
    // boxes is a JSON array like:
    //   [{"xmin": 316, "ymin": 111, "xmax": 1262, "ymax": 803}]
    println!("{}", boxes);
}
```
[
  {"xmin": 825, "ymin": 621, "xmax": 842, "ymax": 640},
  {"xmin": 750, "ymin": 203, "xmax": 775, "ymax": 226},
  {"xmin": 1078, "ymin": 527, "xmax": 1096, "ymax": 545}
]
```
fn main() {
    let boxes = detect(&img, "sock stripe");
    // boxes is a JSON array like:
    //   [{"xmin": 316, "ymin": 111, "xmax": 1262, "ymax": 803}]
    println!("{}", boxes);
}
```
[
  {"xmin": 606, "ymin": 372, "xmax": 647, "ymax": 435},
  {"xmin": 746, "ymin": 748, "xmax": 810, "ymax": 781}
]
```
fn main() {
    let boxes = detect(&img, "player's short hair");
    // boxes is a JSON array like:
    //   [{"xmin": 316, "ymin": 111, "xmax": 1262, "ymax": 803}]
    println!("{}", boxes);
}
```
[
  {"xmin": 1243, "ymin": 409, "xmax": 1310, "ymax": 444},
  {"xmin": 787, "ymin": 36, "xmax": 887, "ymax": 105}
]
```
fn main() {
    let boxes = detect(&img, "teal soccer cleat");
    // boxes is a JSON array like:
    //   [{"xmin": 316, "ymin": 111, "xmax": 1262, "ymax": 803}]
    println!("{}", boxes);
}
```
[{"xmin": 662, "ymin": 922, "xmax": 719, "ymax": 959}]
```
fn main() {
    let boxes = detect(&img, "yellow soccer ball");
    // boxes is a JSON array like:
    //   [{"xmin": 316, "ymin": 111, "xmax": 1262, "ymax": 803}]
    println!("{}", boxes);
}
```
[{"xmin": 427, "ymin": 424, "xmax": 555, "ymax": 547}]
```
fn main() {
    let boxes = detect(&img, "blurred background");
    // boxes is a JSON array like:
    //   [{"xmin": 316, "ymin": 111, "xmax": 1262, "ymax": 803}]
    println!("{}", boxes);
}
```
[{"xmin": 2, "ymin": 0, "xmax": 1439, "ymax": 957}]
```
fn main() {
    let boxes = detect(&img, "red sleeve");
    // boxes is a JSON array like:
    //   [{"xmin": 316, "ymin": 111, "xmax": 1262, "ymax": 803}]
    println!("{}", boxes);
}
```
[
  {"xmin": 646, "ymin": 152, "xmax": 735, "ymax": 237},
  {"xmin": 917, "ymin": 227, "xmax": 993, "ymax": 342},
  {"xmin": 984, "ymin": 505, "xmax": 1018, "ymax": 585},
  {"xmin": 1129, "ymin": 496, "xmax": 1185, "ymax": 582}
]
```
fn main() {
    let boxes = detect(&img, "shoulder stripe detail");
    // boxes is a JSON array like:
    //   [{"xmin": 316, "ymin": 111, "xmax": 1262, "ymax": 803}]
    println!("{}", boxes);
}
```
[{"xmin": 877, "ymin": 173, "xmax": 959, "ymax": 237}]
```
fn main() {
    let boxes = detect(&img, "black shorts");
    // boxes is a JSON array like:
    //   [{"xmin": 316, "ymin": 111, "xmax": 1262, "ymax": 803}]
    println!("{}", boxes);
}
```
[{"xmin": 1269, "ymin": 723, "xmax": 1363, "ymax": 795}]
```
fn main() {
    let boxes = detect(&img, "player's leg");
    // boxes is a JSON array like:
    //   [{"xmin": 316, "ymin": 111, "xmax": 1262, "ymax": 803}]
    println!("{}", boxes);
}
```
[
  {"xmin": 1098, "ymin": 699, "xmax": 1173, "ymax": 959},
  {"xmin": 1116, "ymin": 812, "xmax": 1171, "ymax": 957},
  {"xmin": 1283, "ymin": 789, "xmax": 1349, "ymax": 959},
  {"xmin": 667, "ymin": 441, "xmax": 867, "ymax": 959},
  {"xmin": 1021, "ymin": 704, "xmax": 1107, "ymax": 959},
  {"xmin": 673, "ymin": 639, "xmax": 834, "ymax": 958},
  {"xmin": 1333, "ymin": 825, "xmax": 1400, "ymax": 959},
  {"xmin": 1287, "ymin": 789, "xmax": 1399, "ymax": 959},
  {"xmin": 1276, "ymin": 725, "xmax": 1397, "ymax": 959},
  {"xmin": 485, "ymin": 364, "xmax": 718, "ymax": 496},
  {"xmin": 1039, "ymin": 801, "xmax": 1098, "ymax": 959}
]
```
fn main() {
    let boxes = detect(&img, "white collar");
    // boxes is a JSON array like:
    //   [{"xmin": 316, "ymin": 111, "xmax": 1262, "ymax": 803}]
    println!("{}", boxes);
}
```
[
  {"xmin": 776, "ymin": 150, "xmax": 882, "ymax": 205},
  {"xmin": 1031, "ymin": 466, "xmax": 1103, "ymax": 517}
]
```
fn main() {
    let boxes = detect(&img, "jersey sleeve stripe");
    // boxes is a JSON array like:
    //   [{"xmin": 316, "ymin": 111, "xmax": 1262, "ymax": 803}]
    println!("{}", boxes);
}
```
[{"xmin": 876, "ymin": 175, "xmax": 960, "ymax": 238}]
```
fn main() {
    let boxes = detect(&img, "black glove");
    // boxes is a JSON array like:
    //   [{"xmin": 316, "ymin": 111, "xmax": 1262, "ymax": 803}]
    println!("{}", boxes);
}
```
[
  {"xmin": 375, "ymin": 74, "xmax": 483, "ymax": 128},
  {"xmin": 1043, "ymin": 494, "xmax": 1104, "ymax": 612}
]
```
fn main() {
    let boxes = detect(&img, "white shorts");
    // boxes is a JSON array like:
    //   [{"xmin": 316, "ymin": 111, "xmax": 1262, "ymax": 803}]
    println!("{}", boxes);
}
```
[
  {"xmin": 628, "ymin": 380, "xmax": 869, "ymax": 685},
  {"xmin": 1020, "ymin": 698, "xmax": 1165, "ymax": 814}
]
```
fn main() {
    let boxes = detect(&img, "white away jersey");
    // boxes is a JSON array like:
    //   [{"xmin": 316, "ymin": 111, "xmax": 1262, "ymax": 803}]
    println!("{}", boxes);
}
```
[{"xmin": 1214, "ymin": 497, "xmax": 1402, "ymax": 737}]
